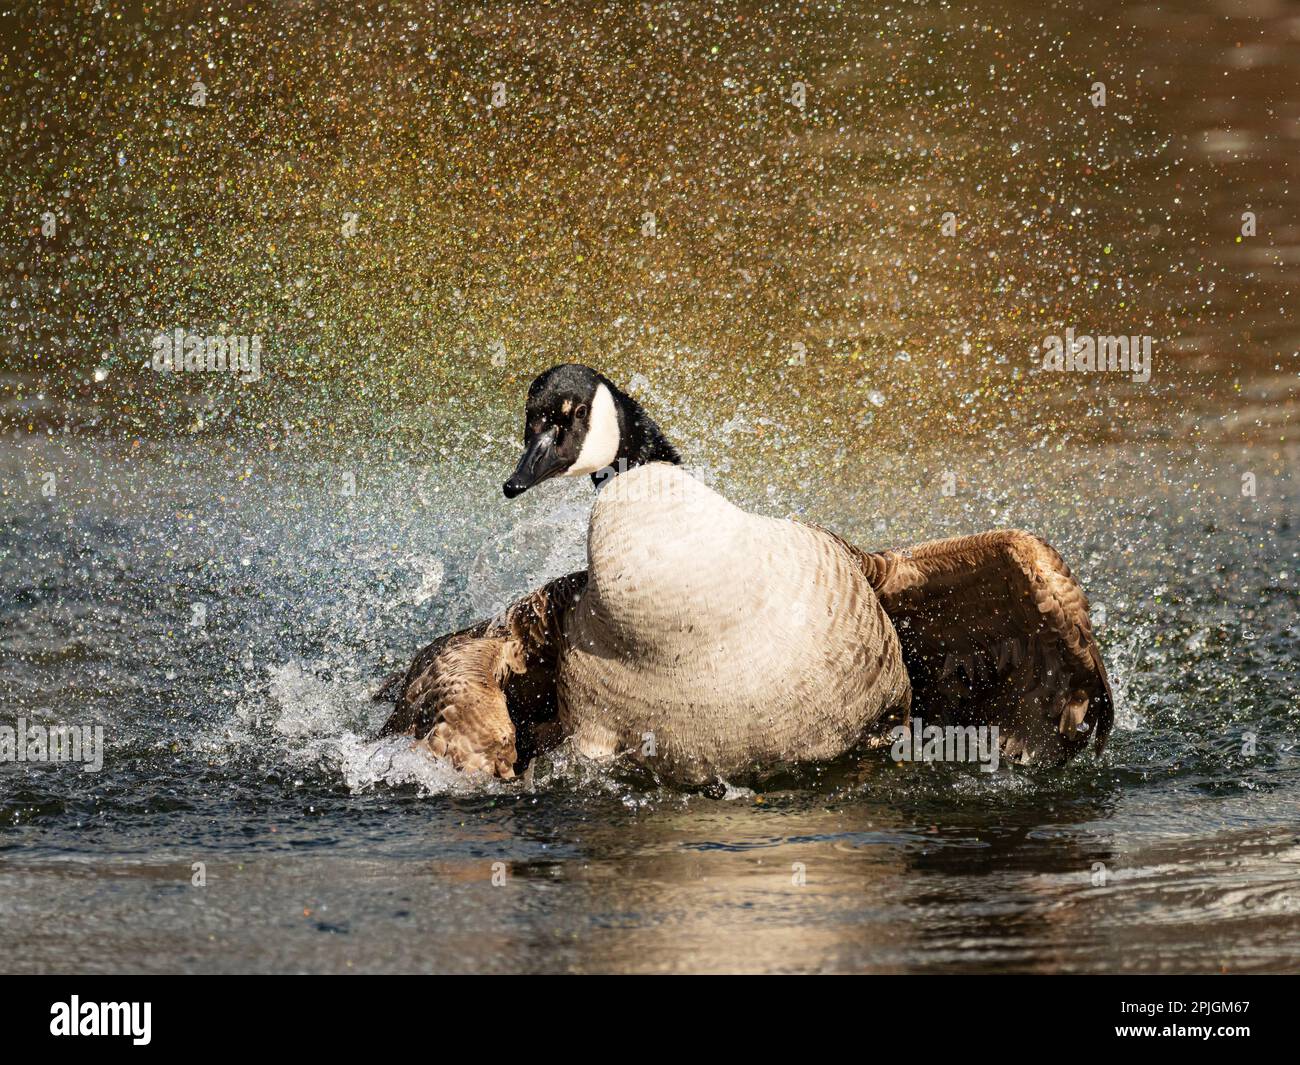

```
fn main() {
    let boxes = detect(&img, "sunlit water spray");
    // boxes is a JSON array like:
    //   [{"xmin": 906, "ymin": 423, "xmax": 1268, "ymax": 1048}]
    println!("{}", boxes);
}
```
[{"xmin": 1, "ymin": 0, "xmax": 1297, "ymax": 972}]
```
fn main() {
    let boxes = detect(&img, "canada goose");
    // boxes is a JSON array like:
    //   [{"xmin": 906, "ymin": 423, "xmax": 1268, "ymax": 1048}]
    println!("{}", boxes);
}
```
[{"xmin": 378, "ymin": 364, "xmax": 1113, "ymax": 783}]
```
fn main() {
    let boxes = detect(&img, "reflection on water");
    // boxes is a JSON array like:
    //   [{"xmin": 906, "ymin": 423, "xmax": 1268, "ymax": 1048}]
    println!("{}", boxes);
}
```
[{"xmin": 1, "ymin": 0, "xmax": 1298, "ymax": 973}]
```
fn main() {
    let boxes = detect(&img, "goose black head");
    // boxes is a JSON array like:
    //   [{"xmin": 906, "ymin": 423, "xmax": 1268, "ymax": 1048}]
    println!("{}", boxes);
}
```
[{"xmin": 503, "ymin": 364, "xmax": 681, "ymax": 498}]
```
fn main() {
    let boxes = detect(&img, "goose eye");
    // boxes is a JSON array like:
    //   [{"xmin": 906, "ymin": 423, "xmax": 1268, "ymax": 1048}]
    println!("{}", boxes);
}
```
[{"xmin": 574, "ymin": 403, "xmax": 589, "ymax": 422}]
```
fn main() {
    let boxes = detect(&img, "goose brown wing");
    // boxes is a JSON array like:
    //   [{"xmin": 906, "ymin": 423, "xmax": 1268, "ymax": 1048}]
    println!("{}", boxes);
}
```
[
  {"xmin": 376, "ymin": 572, "xmax": 587, "ymax": 778},
  {"xmin": 834, "ymin": 528, "xmax": 1113, "ymax": 764}
]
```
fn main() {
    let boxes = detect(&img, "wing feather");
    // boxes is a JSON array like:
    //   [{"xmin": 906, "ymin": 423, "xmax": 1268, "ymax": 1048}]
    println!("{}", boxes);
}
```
[
  {"xmin": 376, "ymin": 572, "xmax": 587, "ymax": 778},
  {"xmin": 853, "ymin": 529, "xmax": 1113, "ymax": 764}
]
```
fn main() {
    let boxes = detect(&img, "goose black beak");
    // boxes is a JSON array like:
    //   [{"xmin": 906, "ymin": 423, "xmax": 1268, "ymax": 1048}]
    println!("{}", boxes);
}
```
[{"xmin": 503, "ymin": 429, "xmax": 567, "ymax": 498}]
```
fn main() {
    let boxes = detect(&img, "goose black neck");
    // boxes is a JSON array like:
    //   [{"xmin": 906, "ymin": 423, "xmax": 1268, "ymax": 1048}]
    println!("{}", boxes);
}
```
[{"xmin": 591, "ymin": 382, "xmax": 682, "ymax": 489}]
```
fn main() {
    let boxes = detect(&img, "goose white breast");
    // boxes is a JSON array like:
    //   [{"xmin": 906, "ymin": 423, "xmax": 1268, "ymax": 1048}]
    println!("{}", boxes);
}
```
[{"xmin": 557, "ymin": 463, "xmax": 910, "ymax": 782}]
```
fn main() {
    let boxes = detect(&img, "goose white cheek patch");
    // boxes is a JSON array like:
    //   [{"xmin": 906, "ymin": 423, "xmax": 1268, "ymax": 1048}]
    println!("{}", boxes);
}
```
[{"xmin": 567, "ymin": 383, "xmax": 620, "ymax": 477}]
